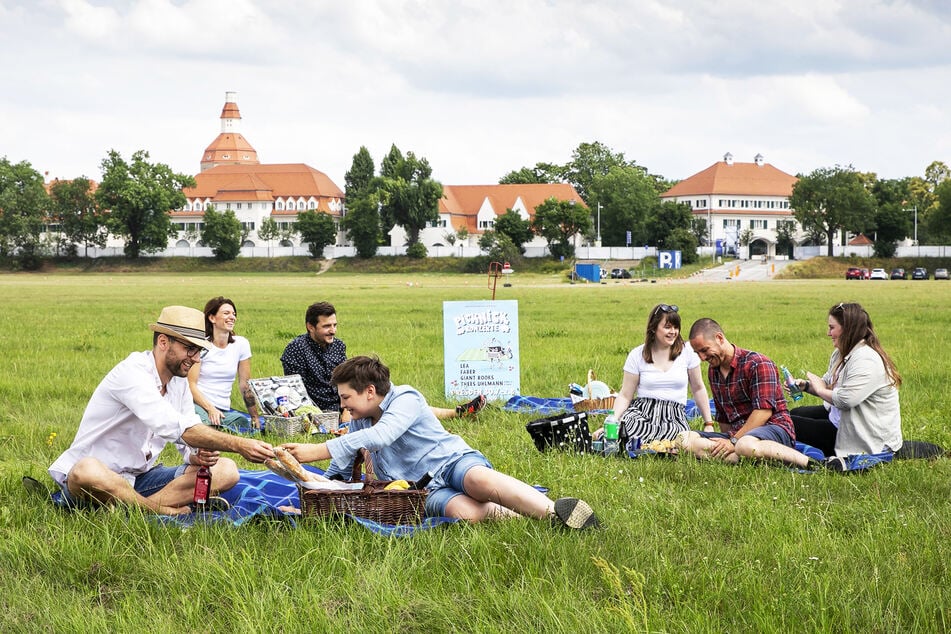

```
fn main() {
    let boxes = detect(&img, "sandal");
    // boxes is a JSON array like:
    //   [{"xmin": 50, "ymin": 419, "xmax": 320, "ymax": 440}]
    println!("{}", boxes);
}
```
[{"xmin": 456, "ymin": 394, "xmax": 486, "ymax": 417}]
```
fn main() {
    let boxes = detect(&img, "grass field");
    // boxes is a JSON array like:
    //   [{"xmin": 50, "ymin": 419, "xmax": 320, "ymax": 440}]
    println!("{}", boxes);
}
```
[{"xmin": 1, "ymin": 270, "xmax": 950, "ymax": 632}]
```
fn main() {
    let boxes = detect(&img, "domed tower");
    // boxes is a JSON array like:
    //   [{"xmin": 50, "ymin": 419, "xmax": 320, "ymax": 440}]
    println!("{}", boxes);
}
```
[{"xmin": 200, "ymin": 91, "xmax": 260, "ymax": 172}]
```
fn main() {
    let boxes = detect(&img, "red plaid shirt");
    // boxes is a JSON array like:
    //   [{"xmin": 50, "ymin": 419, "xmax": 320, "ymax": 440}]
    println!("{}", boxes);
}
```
[{"xmin": 708, "ymin": 346, "xmax": 795, "ymax": 439}]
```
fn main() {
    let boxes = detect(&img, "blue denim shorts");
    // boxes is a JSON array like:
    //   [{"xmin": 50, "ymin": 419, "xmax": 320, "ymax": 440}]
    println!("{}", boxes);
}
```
[
  {"xmin": 59, "ymin": 463, "xmax": 188, "ymax": 507},
  {"xmin": 700, "ymin": 424, "xmax": 794, "ymax": 447},
  {"xmin": 425, "ymin": 451, "xmax": 493, "ymax": 517}
]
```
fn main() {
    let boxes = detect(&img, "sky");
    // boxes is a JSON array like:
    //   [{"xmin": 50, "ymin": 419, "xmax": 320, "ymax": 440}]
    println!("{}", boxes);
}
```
[{"xmin": 2, "ymin": 0, "xmax": 950, "ymax": 189}]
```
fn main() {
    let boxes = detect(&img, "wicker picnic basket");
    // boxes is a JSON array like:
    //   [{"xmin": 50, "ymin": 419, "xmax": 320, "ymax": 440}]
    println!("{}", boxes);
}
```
[
  {"xmin": 298, "ymin": 449, "xmax": 427, "ymax": 525},
  {"xmin": 572, "ymin": 369, "xmax": 617, "ymax": 412}
]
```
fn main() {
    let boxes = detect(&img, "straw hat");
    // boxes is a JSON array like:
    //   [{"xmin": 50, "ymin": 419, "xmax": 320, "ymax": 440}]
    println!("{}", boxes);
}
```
[{"xmin": 149, "ymin": 306, "xmax": 213, "ymax": 350}]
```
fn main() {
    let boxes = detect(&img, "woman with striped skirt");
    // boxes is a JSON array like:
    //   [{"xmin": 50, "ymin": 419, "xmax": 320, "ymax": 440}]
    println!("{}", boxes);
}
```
[{"xmin": 597, "ymin": 303, "xmax": 715, "ymax": 446}]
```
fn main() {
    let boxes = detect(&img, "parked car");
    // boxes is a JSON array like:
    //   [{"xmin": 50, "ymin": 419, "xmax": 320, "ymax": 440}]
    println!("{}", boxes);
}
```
[
  {"xmin": 935, "ymin": 268, "xmax": 949, "ymax": 280},
  {"xmin": 890, "ymin": 268, "xmax": 906, "ymax": 280},
  {"xmin": 869, "ymin": 268, "xmax": 888, "ymax": 280},
  {"xmin": 610, "ymin": 268, "xmax": 632, "ymax": 279},
  {"xmin": 845, "ymin": 267, "xmax": 866, "ymax": 280},
  {"xmin": 912, "ymin": 267, "xmax": 929, "ymax": 280}
]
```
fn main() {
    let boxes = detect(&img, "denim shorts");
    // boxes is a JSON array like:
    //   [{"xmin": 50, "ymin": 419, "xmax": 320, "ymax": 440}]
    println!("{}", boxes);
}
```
[
  {"xmin": 700, "ymin": 424, "xmax": 794, "ymax": 447},
  {"xmin": 59, "ymin": 463, "xmax": 188, "ymax": 507},
  {"xmin": 425, "ymin": 451, "xmax": 493, "ymax": 518}
]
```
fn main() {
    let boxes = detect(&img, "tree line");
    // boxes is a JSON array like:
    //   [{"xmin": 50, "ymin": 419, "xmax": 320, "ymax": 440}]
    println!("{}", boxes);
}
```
[{"xmin": 3, "ymin": 144, "xmax": 950, "ymax": 269}]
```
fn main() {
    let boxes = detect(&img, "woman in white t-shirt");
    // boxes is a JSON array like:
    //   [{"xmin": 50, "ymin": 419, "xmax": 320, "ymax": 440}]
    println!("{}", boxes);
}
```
[
  {"xmin": 600, "ymin": 303, "xmax": 714, "ymax": 444},
  {"xmin": 188, "ymin": 296, "xmax": 260, "ymax": 430}
]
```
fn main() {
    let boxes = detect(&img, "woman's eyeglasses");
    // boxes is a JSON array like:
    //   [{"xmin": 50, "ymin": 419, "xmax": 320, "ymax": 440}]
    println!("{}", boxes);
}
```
[{"xmin": 652, "ymin": 304, "xmax": 679, "ymax": 317}]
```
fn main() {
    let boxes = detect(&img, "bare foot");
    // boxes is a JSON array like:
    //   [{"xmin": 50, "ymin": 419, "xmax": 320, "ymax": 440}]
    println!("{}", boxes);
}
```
[{"xmin": 159, "ymin": 504, "xmax": 193, "ymax": 516}]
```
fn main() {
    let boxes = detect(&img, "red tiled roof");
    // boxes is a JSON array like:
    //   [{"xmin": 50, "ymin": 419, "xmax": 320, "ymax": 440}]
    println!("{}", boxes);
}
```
[
  {"xmin": 440, "ymin": 183, "xmax": 585, "ymax": 233},
  {"xmin": 662, "ymin": 161, "xmax": 797, "ymax": 198},
  {"xmin": 182, "ymin": 163, "xmax": 344, "ymax": 215}
]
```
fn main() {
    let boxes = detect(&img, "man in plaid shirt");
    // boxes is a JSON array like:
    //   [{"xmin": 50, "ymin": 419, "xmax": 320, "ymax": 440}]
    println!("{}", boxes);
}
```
[{"xmin": 678, "ymin": 318, "xmax": 810, "ymax": 467}]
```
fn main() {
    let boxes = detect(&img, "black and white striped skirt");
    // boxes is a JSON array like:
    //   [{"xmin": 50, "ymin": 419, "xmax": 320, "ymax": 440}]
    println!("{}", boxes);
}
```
[{"xmin": 618, "ymin": 397, "xmax": 689, "ymax": 443}]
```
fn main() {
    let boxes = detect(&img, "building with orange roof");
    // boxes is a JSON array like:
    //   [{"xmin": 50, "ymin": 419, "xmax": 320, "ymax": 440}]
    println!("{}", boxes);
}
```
[
  {"xmin": 661, "ymin": 152, "xmax": 801, "ymax": 258},
  {"xmin": 173, "ymin": 92, "xmax": 344, "ymax": 249},
  {"xmin": 392, "ymin": 182, "xmax": 585, "ymax": 250}
]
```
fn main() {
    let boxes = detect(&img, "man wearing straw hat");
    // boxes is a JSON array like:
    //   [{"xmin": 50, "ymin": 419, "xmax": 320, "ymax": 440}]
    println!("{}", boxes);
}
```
[{"xmin": 49, "ymin": 306, "xmax": 274, "ymax": 515}]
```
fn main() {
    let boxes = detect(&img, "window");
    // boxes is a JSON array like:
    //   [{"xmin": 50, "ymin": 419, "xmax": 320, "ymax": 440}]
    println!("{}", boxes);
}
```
[
  {"xmin": 236, "ymin": 203, "xmax": 242, "ymax": 210},
  {"xmin": 478, "ymin": 220, "xmax": 495, "ymax": 230},
  {"xmin": 750, "ymin": 219, "xmax": 768, "ymax": 230},
  {"xmin": 723, "ymin": 219, "xmax": 740, "ymax": 228},
  {"xmin": 276, "ymin": 201, "xmax": 284, "ymax": 210},
  {"xmin": 241, "ymin": 222, "xmax": 256, "ymax": 232},
  {"xmin": 309, "ymin": 201, "xmax": 316, "ymax": 209}
]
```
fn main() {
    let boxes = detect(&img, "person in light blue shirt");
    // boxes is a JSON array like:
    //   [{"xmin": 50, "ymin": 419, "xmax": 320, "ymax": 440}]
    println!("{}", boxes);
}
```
[{"xmin": 284, "ymin": 356, "xmax": 599, "ymax": 530}]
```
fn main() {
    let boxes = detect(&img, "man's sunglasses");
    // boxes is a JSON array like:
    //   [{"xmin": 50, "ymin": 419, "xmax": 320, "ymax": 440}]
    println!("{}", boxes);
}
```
[{"xmin": 652, "ymin": 304, "xmax": 679, "ymax": 317}]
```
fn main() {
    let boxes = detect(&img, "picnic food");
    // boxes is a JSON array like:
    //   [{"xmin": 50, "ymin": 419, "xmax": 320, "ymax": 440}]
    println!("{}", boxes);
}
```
[
  {"xmin": 263, "ymin": 457, "xmax": 298, "ymax": 482},
  {"xmin": 383, "ymin": 479, "xmax": 410, "ymax": 491},
  {"xmin": 642, "ymin": 439, "xmax": 678, "ymax": 453},
  {"xmin": 273, "ymin": 446, "xmax": 314, "ymax": 482}
]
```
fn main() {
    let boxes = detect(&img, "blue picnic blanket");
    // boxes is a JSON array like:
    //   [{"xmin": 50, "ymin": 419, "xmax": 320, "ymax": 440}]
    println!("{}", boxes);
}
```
[
  {"xmin": 504, "ymin": 395, "xmax": 894, "ymax": 473},
  {"xmin": 51, "ymin": 464, "xmax": 457, "ymax": 537},
  {"xmin": 504, "ymin": 395, "xmax": 716, "ymax": 419}
]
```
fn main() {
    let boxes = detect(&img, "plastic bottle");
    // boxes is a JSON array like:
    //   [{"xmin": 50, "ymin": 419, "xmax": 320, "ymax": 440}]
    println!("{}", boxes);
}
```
[
  {"xmin": 603, "ymin": 415, "xmax": 620, "ymax": 456},
  {"xmin": 193, "ymin": 466, "xmax": 212, "ymax": 506},
  {"xmin": 781, "ymin": 365, "xmax": 803, "ymax": 402}
]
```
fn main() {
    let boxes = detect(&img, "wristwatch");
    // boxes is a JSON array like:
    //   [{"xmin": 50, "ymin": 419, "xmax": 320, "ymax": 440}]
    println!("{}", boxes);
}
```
[{"xmin": 729, "ymin": 436, "xmax": 738, "ymax": 445}]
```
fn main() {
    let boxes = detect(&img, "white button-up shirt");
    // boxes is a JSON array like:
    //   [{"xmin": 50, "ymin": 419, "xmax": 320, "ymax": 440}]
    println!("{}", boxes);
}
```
[{"xmin": 49, "ymin": 351, "xmax": 202, "ymax": 487}]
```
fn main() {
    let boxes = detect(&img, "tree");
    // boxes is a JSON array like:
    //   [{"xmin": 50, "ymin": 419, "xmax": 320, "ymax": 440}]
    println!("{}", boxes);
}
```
[
  {"xmin": 340, "ymin": 194, "xmax": 382, "ymax": 258},
  {"xmin": 498, "ymin": 163, "xmax": 561, "ymax": 185},
  {"xmin": 930, "ymin": 180, "xmax": 951, "ymax": 242},
  {"xmin": 96, "ymin": 149, "xmax": 194, "ymax": 258},
  {"xmin": 48, "ymin": 177, "xmax": 107, "ymax": 257},
  {"xmin": 257, "ymin": 217, "xmax": 280, "ymax": 257},
  {"xmin": 295, "ymin": 210, "xmax": 337, "ymax": 258},
  {"xmin": 200, "ymin": 206, "xmax": 242, "ymax": 261},
  {"xmin": 377, "ymin": 145, "xmax": 443, "ymax": 254},
  {"xmin": 789, "ymin": 165, "xmax": 877, "ymax": 257},
  {"xmin": 869, "ymin": 177, "xmax": 913, "ymax": 256},
  {"xmin": 0, "ymin": 157, "xmax": 48, "ymax": 268},
  {"xmin": 530, "ymin": 197, "xmax": 592, "ymax": 259},
  {"xmin": 493, "ymin": 208, "xmax": 533, "ymax": 254},
  {"xmin": 775, "ymin": 220, "xmax": 797, "ymax": 259},
  {"xmin": 589, "ymin": 164, "xmax": 659, "ymax": 247},
  {"xmin": 345, "ymin": 146, "xmax": 375, "ymax": 200},
  {"xmin": 478, "ymin": 230, "xmax": 521, "ymax": 263},
  {"xmin": 690, "ymin": 217, "xmax": 709, "ymax": 247},
  {"xmin": 561, "ymin": 141, "xmax": 632, "ymax": 204},
  {"xmin": 645, "ymin": 201, "xmax": 693, "ymax": 247}
]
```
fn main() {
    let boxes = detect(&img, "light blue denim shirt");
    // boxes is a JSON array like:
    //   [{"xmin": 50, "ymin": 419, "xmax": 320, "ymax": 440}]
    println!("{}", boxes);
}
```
[{"xmin": 324, "ymin": 385, "xmax": 472, "ymax": 482}]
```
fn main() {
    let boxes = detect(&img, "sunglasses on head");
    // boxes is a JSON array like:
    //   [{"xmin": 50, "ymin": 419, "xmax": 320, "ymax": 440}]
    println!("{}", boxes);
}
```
[{"xmin": 652, "ymin": 304, "xmax": 679, "ymax": 317}]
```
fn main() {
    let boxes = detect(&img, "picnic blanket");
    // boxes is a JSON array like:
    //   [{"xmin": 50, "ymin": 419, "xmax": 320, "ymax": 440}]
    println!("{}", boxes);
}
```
[
  {"xmin": 505, "ymin": 395, "xmax": 900, "ymax": 473},
  {"xmin": 50, "ymin": 464, "xmax": 457, "ymax": 537},
  {"xmin": 504, "ymin": 395, "xmax": 716, "ymax": 419}
]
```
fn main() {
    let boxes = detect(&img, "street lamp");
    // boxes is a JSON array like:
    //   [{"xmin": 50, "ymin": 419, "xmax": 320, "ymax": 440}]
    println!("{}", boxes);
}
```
[
  {"xmin": 596, "ymin": 202, "xmax": 602, "ymax": 247},
  {"xmin": 902, "ymin": 202, "xmax": 918, "ymax": 256}
]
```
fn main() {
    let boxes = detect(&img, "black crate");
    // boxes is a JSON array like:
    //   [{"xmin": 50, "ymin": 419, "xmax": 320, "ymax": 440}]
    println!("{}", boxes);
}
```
[{"xmin": 525, "ymin": 412, "xmax": 592, "ymax": 453}]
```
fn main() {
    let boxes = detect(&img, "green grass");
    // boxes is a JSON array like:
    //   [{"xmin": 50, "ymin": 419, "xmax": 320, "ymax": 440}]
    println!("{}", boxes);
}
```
[{"xmin": 1, "ymin": 272, "xmax": 950, "ymax": 632}]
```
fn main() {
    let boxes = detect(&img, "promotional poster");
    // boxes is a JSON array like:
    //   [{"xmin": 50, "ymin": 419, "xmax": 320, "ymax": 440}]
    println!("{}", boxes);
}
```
[{"xmin": 443, "ymin": 300, "xmax": 520, "ymax": 401}]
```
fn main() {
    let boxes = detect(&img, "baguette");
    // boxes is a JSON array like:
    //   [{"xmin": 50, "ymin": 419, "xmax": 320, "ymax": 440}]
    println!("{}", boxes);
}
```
[
  {"xmin": 273, "ymin": 446, "xmax": 314, "ymax": 482},
  {"xmin": 264, "ymin": 457, "xmax": 299, "ymax": 482}
]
